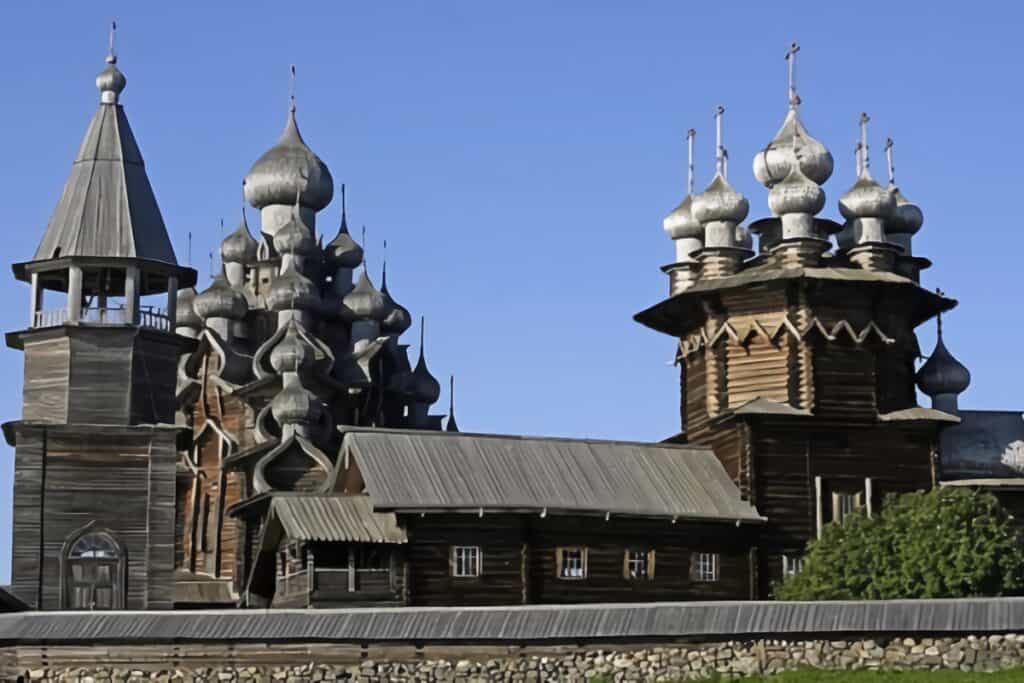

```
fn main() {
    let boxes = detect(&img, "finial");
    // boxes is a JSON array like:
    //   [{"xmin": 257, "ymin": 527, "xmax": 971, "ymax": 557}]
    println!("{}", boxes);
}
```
[
  {"xmin": 107, "ymin": 21, "xmax": 117, "ymax": 65},
  {"xmin": 859, "ymin": 113, "xmax": 871, "ymax": 175},
  {"xmin": 361, "ymin": 225, "xmax": 368, "ymax": 274},
  {"xmin": 447, "ymin": 374, "xmax": 459, "ymax": 432},
  {"xmin": 289, "ymin": 65, "xmax": 296, "ymax": 113},
  {"xmin": 714, "ymin": 106, "xmax": 726, "ymax": 177},
  {"xmin": 187, "ymin": 231, "xmax": 192, "ymax": 267},
  {"xmin": 885, "ymin": 137, "xmax": 895, "ymax": 187},
  {"xmin": 785, "ymin": 41, "xmax": 800, "ymax": 108},
  {"xmin": 208, "ymin": 250, "xmax": 214, "ymax": 280},
  {"xmin": 686, "ymin": 128, "xmax": 696, "ymax": 195},
  {"xmin": 341, "ymin": 183, "xmax": 347, "ymax": 220},
  {"xmin": 419, "ymin": 316, "xmax": 426, "ymax": 360},
  {"xmin": 936, "ymin": 288, "xmax": 945, "ymax": 337},
  {"xmin": 855, "ymin": 141, "xmax": 863, "ymax": 177},
  {"xmin": 382, "ymin": 238, "xmax": 389, "ymax": 286}
]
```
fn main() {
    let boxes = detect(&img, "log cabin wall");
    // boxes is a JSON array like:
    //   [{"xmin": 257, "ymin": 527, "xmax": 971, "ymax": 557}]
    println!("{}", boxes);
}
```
[{"xmin": 9, "ymin": 425, "xmax": 178, "ymax": 610}]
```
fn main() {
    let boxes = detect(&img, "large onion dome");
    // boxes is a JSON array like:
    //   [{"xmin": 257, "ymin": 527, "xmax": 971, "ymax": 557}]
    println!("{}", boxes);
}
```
[
  {"xmin": 270, "ymin": 321, "xmax": 316, "ymax": 374},
  {"xmin": 916, "ymin": 329, "xmax": 971, "ymax": 399},
  {"xmin": 887, "ymin": 187, "xmax": 924, "ymax": 239},
  {"xmin": 244, "ymin": 106, "xmax": 334, "ymax": 211},
  {"xmin": 273, "ymin": 208, "xmax": 318, "ymax": 257},
  {"xmin": 266, "ymin": 263, "xmax": 320, "ymax": 312},
  {"xmin": 271, "ymin": 380, "xmax": 323, "ymax": 427},
  {"xmin": 663, "ymin": 195, "xmax": 702, "ymax": 240},
  {"xmin": 221, "ymin": 213, "xmax": 259, "ymax": 264},
  {"xmin": 753, "ymin": 108, "xmax": 833, "ymax": 188},
  {"xmin": 380, "ymin": 264, "xmax": 412, "ymax": 335},
  {"xmin": 340, "ymin": 270, "xmax": 388, "ymax": 322},
  {"xmin": 768, "ymin": 163, "xmax": 826, "ymax": 217},
  {"xmin": 692, "ymin": 174, "xmax": 749, "ymax": 225},
  {"xmin": 839, "ymin": 172, "xmax": 895, "ymax": 221},
  {"xmin": 193, "ymin": 274, "xmax": 248, "ymax": 320},
  {"xmin": 175, "ymin": 286, "xmax": 202, "ymax": 329}
]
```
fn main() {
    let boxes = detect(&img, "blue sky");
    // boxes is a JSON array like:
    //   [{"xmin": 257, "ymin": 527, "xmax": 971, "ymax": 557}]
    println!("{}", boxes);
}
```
[{"xmin": 0, "ymin": 1, "xmax": 1020, "ymax": 580}]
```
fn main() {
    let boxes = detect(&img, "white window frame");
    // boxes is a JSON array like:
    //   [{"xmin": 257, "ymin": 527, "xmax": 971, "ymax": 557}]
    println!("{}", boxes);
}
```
[
  {"xmin": 693, "ymin": 552, "xmax": 719, "ymax": 583},
  {"xmin": 782, "ymin": 554, "xmax": 804, "ymax": 577},
  {"xmin": 832, "ymin": 491, "xmax": 862, "ymax": 525},
  {"xmin": 451, "ymin": 545, "xmax": 481, "ymax": 578},
  {"xmin": 558, "ymin": 547, "xmax": 588, "ymax": 580},
  {"xmin": 625, "ymin": 549, "xmax": 650, "ymax": 580}
]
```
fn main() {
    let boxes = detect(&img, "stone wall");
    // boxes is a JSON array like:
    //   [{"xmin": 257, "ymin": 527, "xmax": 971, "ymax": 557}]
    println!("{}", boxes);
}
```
[{"xmin": 9, "ymin": 634, "xmax": 1024, "ymax": 681}]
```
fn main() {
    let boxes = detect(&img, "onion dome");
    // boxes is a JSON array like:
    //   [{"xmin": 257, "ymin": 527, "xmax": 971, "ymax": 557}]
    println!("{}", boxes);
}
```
[
  {"xmin": 839, "ymin": 173, "xmax": 895, "ymax": 221},
  {"xmin": 916, "ymin": 326, "xmax": 970, "ymax": 398},
  {"xmin": 193, "ymin": 274, "xmax": 248, "ymax": 320},
  {"xmin": 753, "ymin": 108, "xmax": 833, "ymax": 188},
  {"xmin": 243, "ymin": 105, "xmax": 334, "ymax": 212},
  {"xmin": 768, "ymin": 164, "xmax": 826, "ymax": 216},
  {"xmin": 96, "ymin": 55, "xmax": 126, "ymax": 104},
  {"xmin": 380, "ymin": 263, "xmax": 412, "ymax": 335},
  {"xmin": 266, "ymin": 263, "xmax": 320, "ymax": 312},
  {"xmin": 340, "ymin": 270, "xmax": 388, "ymax": 322},
  {"xmin": 270, "ymin": 321, "xmax": 315, "ymax": 374},
  {"xmin": 692, "ymin": 174, "xmax": 749, "ymax": 226},
  {"xmin": 271, "ymin": 380, "xmax": 322, "ymax": 426},
  {"xmin": 273, "ymin": 206, "xmax": 317, "ymax": 257},
  {"xmin": 325, "ymin": 188, "xmax": 363, "ymax": 269},
  {"xmin": 175, "ymin": 287, "xmax": 202, "ymax": 329},
  {"xmin": 663, "ymin": 195, "xmax": 702, "ymax": 240},
  {"xmin": 221, "ymin": 212, "xmax": 259, "ymax": 264},
  {"xmin": 887, "ymin": 187, "xmax": 924, "ymax": 238},
  {"xmin": 411, "ymin": 318, "xmax": 441, "ymax": 404}
]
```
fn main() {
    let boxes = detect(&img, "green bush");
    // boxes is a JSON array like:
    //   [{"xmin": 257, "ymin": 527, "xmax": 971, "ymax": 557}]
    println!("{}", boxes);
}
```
[{"xmin": 775, "ymin": 487, "xmax": 1024, "ymax": 600}]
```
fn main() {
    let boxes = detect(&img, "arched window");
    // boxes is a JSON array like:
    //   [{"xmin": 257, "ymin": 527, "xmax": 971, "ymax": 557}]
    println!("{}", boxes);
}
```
[{"xmin": 63, "ymin": 530, "xmax": 125, "ymax": 609}]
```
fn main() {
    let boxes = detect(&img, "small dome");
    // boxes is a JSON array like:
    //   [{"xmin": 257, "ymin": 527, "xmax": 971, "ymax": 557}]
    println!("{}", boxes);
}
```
[
  {"xmin": 270, "ymin": 322, "xmax": 315, "ymax": 374},
  {"xmin": 271, "ymin": 380, "xmax": 322, "ymax": 426},
  {"xmin": 916, "ymin": 332, "xmax": 970, "ymax": 398},
  {"xmin": 193, "ymin": 275, "xmax": 248, "ymax": 321},
  {"xmin": 887, "ymin": 187, "xmax": 924, "ymax": 237},
  {"xmin": 380, "ymin": 266, "xmax": 412, "ymax": 335},
  {"xmin": 663, "ymin": 195, "xmax": 703, "ymax": 240},
  {"xmin": 175, "ymin": 287, "xmax": 202, "ymax": 328},
  {"xmin": 411, "ymin": 353, "xmax": 441, "ymax": 404},
  {"xmin": 753, "ymin": 108, "xmax": 833, "ymax": 187},
  {"xmin": 96, "ymin": 55, "xmax": 126, "ymax": 102},
  {"xmin": 340, "ymin": 270, "xmax": 388, "ymax": 322},
  {"xmin": 266, "ymin": 263, "xmax": 321, "ymax": 312},
  {"xmin": 768, "ymin": 164, "xmax": 826, "ymax": 216},
  {"xmin": 324, "ymin": 211, "xmax": 363, "ymax": 269},
  {"xmin": 273, "ymin": 209, "xmax": 317, "ymax": 257},
  {"xmin": 839, "ymin": 173, "xmax": 896, "ymax": 221},
  {"xmin": 221, "ymin": 214, "xmax": 259, "ymax": 264},
  {"xmin": 244, "ymin": 108, "xmax": 334, "ymax": 212},
  {"xmin": 692, "ymin": 174, "xmax": 749, "ymax": 225}
]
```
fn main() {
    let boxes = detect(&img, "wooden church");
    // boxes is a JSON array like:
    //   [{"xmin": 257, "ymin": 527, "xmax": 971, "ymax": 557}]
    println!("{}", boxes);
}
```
[{"xmin": 1, "ymin": 36, "xmax": 997, "ymax": 611}]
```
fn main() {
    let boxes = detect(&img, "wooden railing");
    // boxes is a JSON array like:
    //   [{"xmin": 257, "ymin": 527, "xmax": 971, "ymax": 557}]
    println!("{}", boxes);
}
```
[{"xmin": 32, "ymin": 305, "xmax": 172, "ymax": 332}]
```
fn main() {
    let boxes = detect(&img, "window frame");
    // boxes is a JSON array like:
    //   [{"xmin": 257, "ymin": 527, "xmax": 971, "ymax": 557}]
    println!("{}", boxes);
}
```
[
  {"xmin": 60, "ymin": 525, "xmax": 126, "ymax": 610},
  {"xmin": 451, "ymin": 545, "xmax": 482, "ymax": 578},
  {"xmin": 556, "ymin": 546, "xmax": 588, "ymax": 580},
  {"xmin": 782, "ymin": 554, "xmax": 804, "ymax": 577},
  {"xmin": 832, "ymin": 491, "xmax": 863, "ymax": 525},
  {"xmin": 691, "ymin": 552, "xmax": 720, "ymax": 583},
  {"xmin": 623, "ymin": 548, "xmax": 655, "ymax": 581}
]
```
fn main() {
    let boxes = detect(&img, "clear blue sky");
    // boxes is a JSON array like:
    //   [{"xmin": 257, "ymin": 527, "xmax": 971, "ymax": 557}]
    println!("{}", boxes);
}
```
[{"xmin": 0, "ymin": 1, "xmax": 1019, "ymax": 581}]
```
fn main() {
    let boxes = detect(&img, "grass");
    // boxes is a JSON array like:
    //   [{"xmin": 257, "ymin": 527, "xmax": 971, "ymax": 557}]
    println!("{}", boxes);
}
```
[{"xmin": 593, "ymin": 670, "xmax": 1024, "ymax": 682}]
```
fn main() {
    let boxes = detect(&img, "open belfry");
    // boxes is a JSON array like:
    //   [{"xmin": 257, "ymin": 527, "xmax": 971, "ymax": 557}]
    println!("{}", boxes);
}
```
[{"xmin": 2, "ymin": 34, "xmax": 1009, "ymax": 611}]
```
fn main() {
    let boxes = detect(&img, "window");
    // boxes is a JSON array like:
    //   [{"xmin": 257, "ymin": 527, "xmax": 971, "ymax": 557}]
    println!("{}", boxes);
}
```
[
  {"xmin": 832, "ymin": 491, "xmax": 863, "ymax": 525},
  {"xmin": 451, "ymin": 546, "xmax": 481, "ymax": 577},
  {"xmin": 783, "ymin": 555, "xmax": 804, "ymax": 577},
  {"xmin": 624, "ymin": 549, "xmax": 655, "ymax": 580},
  {"xmin": 277, "ymin": 541, "xmax": 307, "ymax": 578},
  {"xmin": 691, "ymin": 552, "xmax": 719, "ymax": 583},
  {"xmin": 64, "ymin": 530, "xmax": 124, "ymax": 610},
  {"xmin": 557, "ymin": 547, "xmax": 588, "ymax": 579}
]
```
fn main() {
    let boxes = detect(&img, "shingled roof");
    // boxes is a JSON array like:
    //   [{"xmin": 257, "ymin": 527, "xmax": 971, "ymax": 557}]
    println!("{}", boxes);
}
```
[{"xmin": 342, "ymin": 430, "xmax": 763, "ymax": 523}]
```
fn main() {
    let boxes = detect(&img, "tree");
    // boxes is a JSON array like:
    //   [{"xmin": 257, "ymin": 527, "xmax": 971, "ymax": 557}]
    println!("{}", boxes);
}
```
[{"xmin": 775, "ymin": 487, "xmax": 1024, "ymax": 600}]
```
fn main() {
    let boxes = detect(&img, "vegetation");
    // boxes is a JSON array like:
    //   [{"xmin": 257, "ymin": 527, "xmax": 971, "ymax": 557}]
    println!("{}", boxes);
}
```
[{"xmin": 775, "ymin": 488, "xmax": 1024, "ymax": 600}]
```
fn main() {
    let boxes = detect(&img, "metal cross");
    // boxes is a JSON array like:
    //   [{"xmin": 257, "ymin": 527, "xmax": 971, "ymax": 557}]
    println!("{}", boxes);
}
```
[
  {"xmin": 785, "ymin": 42, "xmax": 800, "ymax": 107},
  {"xmin": 686, "ymin": 129, "xmax": 696, "ymax": 195},
  {"xmin": 885, "ymin": 137, "xmax": 896, "ymax": 186},
  {"xmin": 859, "ymin": 113, "xmax": 871, "ymax": 173},
  {"xmin": 714, "ymin": 106, "xmax": 726, "ymax": 177},
  {"xmin": 107, "ymin": 21, "xmax": 117, "ymax": 63},
  {"xmin": 289, "ymin": 65, "xmax": 297, "ymax": 111}
]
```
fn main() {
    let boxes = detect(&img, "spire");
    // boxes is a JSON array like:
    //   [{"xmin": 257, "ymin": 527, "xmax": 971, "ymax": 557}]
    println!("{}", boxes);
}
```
[
  {"xmin": 289, "ymin": 64, "xmax": 297, "ymax": 113},
  {"xmin": 96, "ymin": 22, "xmax": 126, "ymax": 104},
  {"xmin": 446, "ymin": 375, "xmax": 460, "ymax": 432},
  {"xmin": 341, "ymin": 183, "xmax": 348, "ymax": 230}
]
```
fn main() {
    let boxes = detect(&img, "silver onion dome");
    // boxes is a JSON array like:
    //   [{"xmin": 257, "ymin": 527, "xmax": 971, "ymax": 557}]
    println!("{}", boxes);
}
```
[
  {"xmin": 271, "ymin": 380, "xmax": 322, "ymax": 426},
  {"xmin": 269, "ymin": 321, "xmax": 315, "ymax": 374},
  {"xmin": 193, "ymin": 275, "xmax": 248, "ymax": 320},
  {"xmin": 273, "ymin": 209, "xmax": 318, "ymax": 257},
  {"xmin": 411, "ymin": 352, "xmax": 441, "ymax": 404},
  {"xmin": 887, "ymin": 187, "xmax": 924, "ymax": 237},
  {"xmin": 96, "ymin": 56, "xmax": 126, "ymax": 104},
  {"xmin": 839, "ymin": 174, "xmax": 896, "ymax": 221},
  {"xmin": 325, "ymin": 206, "xmax": 363, "ymax": 269},
  {"xmin": 244, "ymin": 107, "xmax": 334, "ymax": 212},
  {"xmin": 380, "ymin": 265, "xmax": 412, "ymax": 335},
  {"xmin": 340, "ymin": 270, "xmax": 388, "ymax": 322},
  {"xmin": 175, "ymin": 287, "xmax": 202, "ymax": 329},
  {"xmin": 221, "ymin": 214, "xmax": 259, "ymax": 264},
  {"xmin": 768, "ymin": 164, "xmax": 826, "ymax": 216},
  {"xmin": 692, "ymin": 174, "xmax": 750, "ymax": 226},
  {"xmin": 663, "ymin": 195, "xmax": 702, "ymax": 240},
  {"xmin": 916, "ymin": 332, "xmax": 971, "ymax": 398},
  {"xmin": 266, "ymin": 263, "xmax": 321, "ymax": 312},
  {"xmin": 753, "ymin": 108, "xmax": 833, "ymax": 188}
]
